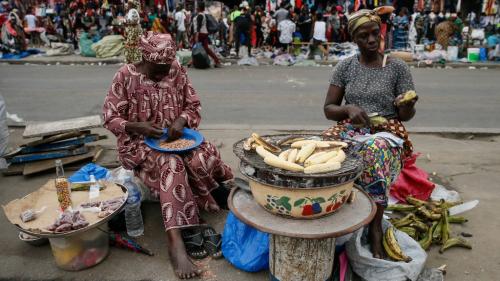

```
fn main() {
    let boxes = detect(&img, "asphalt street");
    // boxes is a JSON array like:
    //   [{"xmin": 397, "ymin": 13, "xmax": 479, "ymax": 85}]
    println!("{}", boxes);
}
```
[{"xmin": 0, "ymin": 64, "xmax": 499, "ymax": 132}]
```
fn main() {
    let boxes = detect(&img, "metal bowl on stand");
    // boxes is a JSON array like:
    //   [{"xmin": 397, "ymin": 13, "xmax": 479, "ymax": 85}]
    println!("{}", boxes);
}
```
[{"xmin": 233, "ymin": 134, "xmax": 364, "ymax": 219}]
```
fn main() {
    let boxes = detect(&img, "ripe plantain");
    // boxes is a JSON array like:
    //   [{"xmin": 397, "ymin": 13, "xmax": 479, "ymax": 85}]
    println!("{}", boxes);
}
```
[
  {"xmin": 397, "ymin": 90, "xmax": 418, "ymax": 106},
  {"xmin": 386, "ymin": 204, "xmax": 417, "ymax": 212},
  {"xmin": 419, "ymin": 221, "xmax": 438, "ymax": 250},
  {"xmin": 439, "ymin": 237, "xmax": 472, "ymax": 254},
  {"xmin": 370, "ymin": 116, "xmax": 388, "ymax": 126},
  {"xmin": 383, "ymin": 227, "xmax": 412, "ymax": 262}
]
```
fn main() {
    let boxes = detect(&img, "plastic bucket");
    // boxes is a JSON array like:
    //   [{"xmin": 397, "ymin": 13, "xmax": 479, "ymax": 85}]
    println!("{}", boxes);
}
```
[{"xmin": 467, "ymin": 48, "xmax": 480, "ymax": 62}]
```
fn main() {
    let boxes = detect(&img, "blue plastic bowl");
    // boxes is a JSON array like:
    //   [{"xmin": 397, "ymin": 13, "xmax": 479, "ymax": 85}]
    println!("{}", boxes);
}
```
[{"xmin": 144, "ymin": 128, "xmax": 204, "ymax": 153}]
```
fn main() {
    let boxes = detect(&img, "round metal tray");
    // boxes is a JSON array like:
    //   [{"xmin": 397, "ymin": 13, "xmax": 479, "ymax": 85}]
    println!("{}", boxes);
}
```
[
  {"xmin": 15, "ymin": 184, "xmax": 128, "ymax": 239},
  {"xmin": 234, "ymin": 134, "xmax": 364, "ymax": 188}
]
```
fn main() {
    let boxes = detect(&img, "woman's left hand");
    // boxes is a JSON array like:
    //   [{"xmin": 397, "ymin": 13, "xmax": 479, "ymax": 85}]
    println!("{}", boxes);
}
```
[{"xmin": 168, "ymin": 117, "xmax": 187, "ymax": 141}]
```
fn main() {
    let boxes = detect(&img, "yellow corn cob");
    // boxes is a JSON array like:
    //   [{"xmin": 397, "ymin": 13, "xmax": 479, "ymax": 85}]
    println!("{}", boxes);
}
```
[
  {"xmin": 327, "ymin": 149, "xmax": 346, "ymax": 164},
  {"xmin": 305, "ymin": 150, "xmax": 338, "ymax": 167},
  {"xmin": 278, "ymin": 149, "xmax": 291, "ymax": 161},
  {"xmin": 256, "ymin": 146, "xmax": 276, "ymax": 159},
  {"xmin": 304, "ymin": 161, "xmax": 341, "ymax": 174},
  {"xmin": 287, "ymin": 149, "xmax": 298, "ymax": 163},
  {"xmin": 296, "ymin": 143, "xmax": 317, "ymax": 163},
  {"xmin": 264, "ymin": 155, "xmax": 304, "ymax": 172}
]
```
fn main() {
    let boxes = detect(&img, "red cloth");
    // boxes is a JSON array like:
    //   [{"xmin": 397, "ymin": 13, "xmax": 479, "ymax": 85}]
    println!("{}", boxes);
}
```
[
  {"xmin": 296, "ymin": 0, "xmax": 303, "ymax": 9},
  {"xmin": 390, "ymin": 153, "xmax": 435, "ymax": 203}
]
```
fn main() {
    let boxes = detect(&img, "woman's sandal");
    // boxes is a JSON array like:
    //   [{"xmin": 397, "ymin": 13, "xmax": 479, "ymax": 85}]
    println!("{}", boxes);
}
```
[
  {"xmin": 202, "ymin": 226, "xmax": 223, "ymax": 259},
  {"xmin": 182, "ymin": 229, "xmax": 208, "ymax": 260}
]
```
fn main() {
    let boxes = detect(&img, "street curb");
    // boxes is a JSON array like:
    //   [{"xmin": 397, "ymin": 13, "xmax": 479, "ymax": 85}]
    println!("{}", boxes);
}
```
[
  {"xmin": 2, "ymin": 57, "xmax": 499, "ymax": 68},
  {"xmin": 0, "ymin": 58, "xmax": 123, "ymax": 65},
  {"xmin": 7, "ymin": 122, "xmax": 500, "ymax": 135},
  {"xmin": 198, "ymin": 124, "xmax": 500, "ymax": 135}
]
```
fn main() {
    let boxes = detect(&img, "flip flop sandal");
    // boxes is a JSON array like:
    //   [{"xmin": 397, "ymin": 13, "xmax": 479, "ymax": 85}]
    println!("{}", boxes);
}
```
[
  {"xmin": 182, "ymin": 229, "xmax": 208, "ymax": 260},
  {"xmin": 202, "ymin": 226, "xmax": 223, "ymax": 259}
]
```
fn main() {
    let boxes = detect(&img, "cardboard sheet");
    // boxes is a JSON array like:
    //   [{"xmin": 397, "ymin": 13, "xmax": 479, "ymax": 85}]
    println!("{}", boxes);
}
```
[{"xmin": 3, "ymin": 180, "xmax": 127, "ymax": 234}]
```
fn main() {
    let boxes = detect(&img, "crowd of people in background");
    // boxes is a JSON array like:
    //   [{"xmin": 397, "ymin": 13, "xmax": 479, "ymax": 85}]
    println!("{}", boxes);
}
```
[{"xmin": 0, "ymin": 0, "xmax": 499, "ymax": 61}]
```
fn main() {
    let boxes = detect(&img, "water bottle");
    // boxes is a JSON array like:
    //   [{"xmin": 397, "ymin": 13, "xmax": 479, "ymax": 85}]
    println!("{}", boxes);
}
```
[{"xmin": 123, "ymin": 176, "xmax": 144, "ymax": 237}]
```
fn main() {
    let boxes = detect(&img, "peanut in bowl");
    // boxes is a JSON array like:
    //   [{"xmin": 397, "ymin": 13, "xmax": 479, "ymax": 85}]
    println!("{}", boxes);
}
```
[{"xmin": 144, "ymin": 128, "xmax": 204, "ymax": 153}]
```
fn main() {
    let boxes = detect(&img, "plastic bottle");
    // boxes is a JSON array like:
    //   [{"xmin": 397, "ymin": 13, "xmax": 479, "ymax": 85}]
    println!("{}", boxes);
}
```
[
  {"xmin": 55, "ymin": 159, "xmax": 72, "ymax": 211},
  {"xmin": 123, "ymin": 176, "xmax": 144, "ymax": 237}
]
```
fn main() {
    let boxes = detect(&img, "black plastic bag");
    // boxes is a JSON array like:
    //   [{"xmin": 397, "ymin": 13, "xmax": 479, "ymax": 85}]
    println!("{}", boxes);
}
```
[{"xmin": 192, "ymin": 43, "xmax": 211, "ymax": 69}]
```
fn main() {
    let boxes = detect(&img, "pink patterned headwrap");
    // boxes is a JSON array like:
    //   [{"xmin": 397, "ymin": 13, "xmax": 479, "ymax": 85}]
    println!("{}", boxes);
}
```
[{"xmin": 138, "ymin": 31, "xmax": 177, "ymax": 64}]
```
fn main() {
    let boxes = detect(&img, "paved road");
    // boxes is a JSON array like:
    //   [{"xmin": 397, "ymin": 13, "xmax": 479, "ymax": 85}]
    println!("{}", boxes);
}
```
[{"xmin": 1, "ymin": 64, "xmax": 499, "ymax": 132}]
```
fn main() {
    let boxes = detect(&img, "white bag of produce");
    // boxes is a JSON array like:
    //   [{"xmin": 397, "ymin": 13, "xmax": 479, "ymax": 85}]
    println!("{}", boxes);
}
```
[{"xmin": 346, "ymin": 219, "xmax": 427, "ymax": 281}]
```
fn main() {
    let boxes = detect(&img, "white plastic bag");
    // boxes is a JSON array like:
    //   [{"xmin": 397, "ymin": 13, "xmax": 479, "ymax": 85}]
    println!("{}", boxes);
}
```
[
  {"xmin": 237, "ymin": 57, "xmax": 259, "ymax": 66},
  {"xmin": 346, "ymin": 219, "xmax": 427, "ymax": 281},
  {"xmin": 430, "ymin": 184, "xmax": 461, "ymax": 203},
  {"xmin": 106, "ymin": 167, "xmax": 157, "ymax": 202}
]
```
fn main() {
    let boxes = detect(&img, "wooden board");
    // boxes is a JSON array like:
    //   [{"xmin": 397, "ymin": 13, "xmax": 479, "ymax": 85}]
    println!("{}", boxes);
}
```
[
  {"xmin": 9, "ymin": 146, "xmax": 89, "ymax": 164},
  {"xmin": 228, "ymin": 186, "xmax": 376, "ymax": 239},
  {"xmin": 20, "ymin": 134, "xmax": 105, "ymax": 154},
  {"xmin": 22, "ymin": 130, "xmax": 90, "ymax": 147},
  {"xmin": 23, "ymin": 146, "xmax": 98, "ymax": 176},
  {"xmin": 23, "ymin": 115, "xmax": 101, "ymax": 138},
  {"xmin": 1, "ymin": 163, "xmax": 25, "ymax": 176}
]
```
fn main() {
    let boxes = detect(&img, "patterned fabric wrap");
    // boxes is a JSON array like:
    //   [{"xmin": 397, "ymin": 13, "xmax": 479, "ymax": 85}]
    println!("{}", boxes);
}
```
[
  {"xmin": 138, "ymin": 31, "xmax": 177, "ymax": 64},
  {"xmin": 322, "ymin": 119, "xmax": 411, "ymax": 206},
  {"xmin": 103, "ymin": 63, "xmax": 234, "ymax": 231},
  {"xmin": 348, "ymin": 9, "xmax": 381, "ymax": 37},
  {"xmin": 323, "ymin": 118, "xmax": 413, "ymax": 158}
]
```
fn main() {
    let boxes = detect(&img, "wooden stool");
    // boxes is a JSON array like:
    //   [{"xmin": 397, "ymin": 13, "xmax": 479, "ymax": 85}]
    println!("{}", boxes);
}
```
[{"xmin": 229, "ymin": 186, "xmax": 376, "ymax": 281}]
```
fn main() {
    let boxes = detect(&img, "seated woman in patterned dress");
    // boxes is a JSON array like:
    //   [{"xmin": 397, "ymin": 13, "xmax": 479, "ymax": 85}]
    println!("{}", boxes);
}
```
[
  {"xmin": 322, "ymin": 9, "xmax": 418, "ymax": 259},
  {"xmin": 102, "ymin": 32, "xmax": 233, "ymax": 279}
]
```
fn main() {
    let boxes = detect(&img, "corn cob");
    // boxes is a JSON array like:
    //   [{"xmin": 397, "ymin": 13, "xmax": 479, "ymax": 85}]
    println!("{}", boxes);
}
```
[
  {"xmin": 264, "ymin": 155, "xmax": 304, "ymax": 172},
  {"xmin": 304, "ymin": 162, "xmax": 341, "ymax": 174}
]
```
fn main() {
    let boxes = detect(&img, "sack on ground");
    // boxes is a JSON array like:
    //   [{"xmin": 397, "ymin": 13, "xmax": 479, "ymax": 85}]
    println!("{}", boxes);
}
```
[
  {"xmin": 346, "ymin": 219, "xmax": 427, "ymax": 281},
  {"xmin": 192, "ymin": 43, "xmax": 211, "ymax": 69},
  {"xmin": 222, "ymin": 212, "xmax": 269, "ymax": 272}
]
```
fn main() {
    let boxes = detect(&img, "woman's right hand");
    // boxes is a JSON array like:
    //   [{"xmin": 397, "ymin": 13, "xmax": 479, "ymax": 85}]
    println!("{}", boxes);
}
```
[
  {"xmin": 125, "ymin": 121, "xmax": 164, "ymax": 138},
  {"xmin": 344, "ymin": 105, "xmax": 370, "ymax": 127}
]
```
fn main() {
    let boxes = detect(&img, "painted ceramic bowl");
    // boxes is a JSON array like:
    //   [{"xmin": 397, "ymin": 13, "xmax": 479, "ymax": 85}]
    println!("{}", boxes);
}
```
[{"xmin": 248, "ymin": 178, "xmax": 354, "ymax": 219}]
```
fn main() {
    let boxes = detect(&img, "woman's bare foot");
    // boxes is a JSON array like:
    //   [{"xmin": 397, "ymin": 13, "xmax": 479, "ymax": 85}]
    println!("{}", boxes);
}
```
[
  {"xmin": 167, "ymin": 229, "xmax": 202, "ymax": 279},
  {"xmin": 368, "ymin": 203, "xmax": 385, "ymax": 259}
]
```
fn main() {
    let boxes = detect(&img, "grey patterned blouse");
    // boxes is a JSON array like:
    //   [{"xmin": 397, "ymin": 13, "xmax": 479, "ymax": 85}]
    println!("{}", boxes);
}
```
[{"xmin": 329, "ymin": 55, "xmax": 415, "ymax": 118}]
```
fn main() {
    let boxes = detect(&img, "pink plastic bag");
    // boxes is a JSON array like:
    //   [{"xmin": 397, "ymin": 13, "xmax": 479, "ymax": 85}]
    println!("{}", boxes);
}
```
[{"xmin": 390, "ymin": 153, "xmax": 435, "ymax": 203}]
